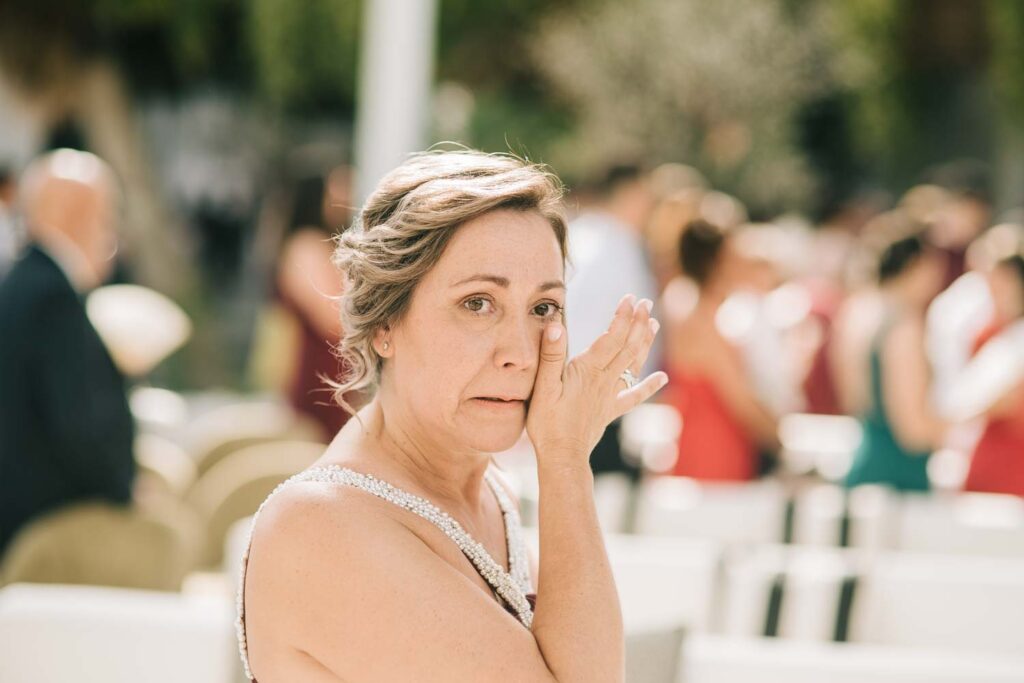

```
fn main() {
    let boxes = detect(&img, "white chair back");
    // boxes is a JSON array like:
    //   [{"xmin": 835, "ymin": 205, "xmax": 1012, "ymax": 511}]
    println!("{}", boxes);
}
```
[
  {"xmin": 635, "ymin": 477, "xmax": 787, "ymax": 545},
  {"xmin": 0, "ymin": 583, "xmax": 234, "ymax": 683},
  {"xmin": 849, "ymin": 551, "xmax": 1024, "ymax": 656}
]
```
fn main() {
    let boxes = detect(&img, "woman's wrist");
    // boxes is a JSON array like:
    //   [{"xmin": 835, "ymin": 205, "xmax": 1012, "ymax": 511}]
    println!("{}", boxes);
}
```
[{"xmin": 536, "ymin": 452, "xmax": 594, "ymax": 482}]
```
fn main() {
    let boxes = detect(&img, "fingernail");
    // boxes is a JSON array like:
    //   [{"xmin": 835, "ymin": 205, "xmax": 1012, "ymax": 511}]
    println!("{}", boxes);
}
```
[
  {"xmin": 650, "ymin": 319, "xmax": 660, "ymax": 334},
  {"xmin": 546, "ymin": 325, "xmax": 562, "ymax": 341},
  {"xmin": 622, "ymin": 294, "xmax": 637, "ymax": 311},
  {"xmin": 636, "ymin": 298, "xmax": 653, "ymax": 314}
]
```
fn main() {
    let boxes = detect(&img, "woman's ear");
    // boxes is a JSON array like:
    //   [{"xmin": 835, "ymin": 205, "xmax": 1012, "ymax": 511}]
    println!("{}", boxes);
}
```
[{"xmin": 373, "ymin": 326, "xmax": 393, "ymax": 358}]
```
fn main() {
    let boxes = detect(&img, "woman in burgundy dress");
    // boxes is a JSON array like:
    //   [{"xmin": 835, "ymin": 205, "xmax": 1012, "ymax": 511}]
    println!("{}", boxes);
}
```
[{"xmin": 276, "ymin": 170, "xmax": 360, "ymax": 439}]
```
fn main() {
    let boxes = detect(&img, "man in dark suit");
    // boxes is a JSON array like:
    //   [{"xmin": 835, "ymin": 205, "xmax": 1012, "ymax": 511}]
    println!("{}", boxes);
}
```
[{"xmin": 0, "ymin": 149, "xmax": 135, "ymax": 558}]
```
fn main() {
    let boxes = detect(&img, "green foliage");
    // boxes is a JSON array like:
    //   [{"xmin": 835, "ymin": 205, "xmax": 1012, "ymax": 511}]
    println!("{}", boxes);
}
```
[
  {"xmin": 245, "ymin": 0, "xmax": 362, "ymax": 112},
  {"xmin": 989, "ymin": 0, "xmax": 1024, "ymax": 126},
  {"xmin": 532, "ymin": 0, "xmax": 835, "ymax": 214}
]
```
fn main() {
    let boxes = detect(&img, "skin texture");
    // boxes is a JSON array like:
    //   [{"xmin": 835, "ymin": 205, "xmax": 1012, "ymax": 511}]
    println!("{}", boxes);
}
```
[{"xmin": 243, "ymin": 208, "xmax": 666, "ymax": 682}]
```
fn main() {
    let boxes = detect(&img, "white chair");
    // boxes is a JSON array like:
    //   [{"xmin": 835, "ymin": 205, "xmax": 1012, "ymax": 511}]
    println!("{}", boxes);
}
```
[
  {"xmin": 680, "ymin": 634, "xmax": 1024, "ymax": 683},
  {"xmin": 719, "ymin": 544, "xmax": 856, "ymax": 641},
  {"xmin": 604, "ymin": 534, "xmax": 721, "ymax": 633},
  {"xmin": 522, "ymin": 531, "xmax": 721, "ymax": 634},
  {"xmin": 896, "ymin": 492, "xmax": 1024, "ymax": 558},
  {"xmin": 625, "ymin": 623, "xmax": 686, "ymax": 683},
  {"xmin": 791, "ymin": 484, "xmax": 899, "ymax": 551},
  {"xmin": 849, "ymin": 551, "xmax": 1024, "ymax": 656},
  {"xmin": 791, "ymin": 483, "xmax": 846, "ymax": 547},
  {"xmin": 0, "ymin": 583, "xmax": 235, "ymax": 683},
  {"xmin": 634, "ymin": 476, "xmax": 787, "ymax": 546}
]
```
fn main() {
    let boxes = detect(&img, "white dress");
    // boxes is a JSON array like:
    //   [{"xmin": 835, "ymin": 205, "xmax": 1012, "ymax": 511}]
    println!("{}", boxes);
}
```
[{"xmin": 235, "ymin": 465, "xmax": 535, "ymax": 682}]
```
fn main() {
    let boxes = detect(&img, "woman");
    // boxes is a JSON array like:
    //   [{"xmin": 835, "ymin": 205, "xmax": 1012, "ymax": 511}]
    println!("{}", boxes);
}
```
[
  {"xmin": 963, "ymin": 253, "xmax": 1024, "ymax": 496},
  {"xmin": 842, "ymin": 229, "xmax": 948, "ymax": 491},
  {"xmin": 276, "ymin": 169, "xmax": 357, "ymax": 438},
  {"xmin": 661, "ymin": 219, "xmax": 779, "ymax": 481},
  {"xmin": 237, "ymin": 151, "xmax": 666, "ymax": 682}
]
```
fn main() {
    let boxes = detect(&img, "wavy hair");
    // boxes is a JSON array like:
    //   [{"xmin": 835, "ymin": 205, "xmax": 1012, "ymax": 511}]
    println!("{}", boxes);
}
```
[{"xmin": 329, "ymin": 150, "xmax": 568, "ymax": 417}]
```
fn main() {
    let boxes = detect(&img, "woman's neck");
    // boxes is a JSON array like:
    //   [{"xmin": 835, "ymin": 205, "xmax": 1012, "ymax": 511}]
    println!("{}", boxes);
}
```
[
  {"xmin": 359, "ymin": 397, "xmax": 492, "ymax": 514},
  {"xmin": 879, "ymin": 280, "xmax": 923, "ymax": 315}
]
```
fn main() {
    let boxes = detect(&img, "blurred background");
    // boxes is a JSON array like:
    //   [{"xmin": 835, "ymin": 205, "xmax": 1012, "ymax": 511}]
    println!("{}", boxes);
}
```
[{"xmin": 2, "ymin": 1, "xmax": 1024, "ymax": 682}]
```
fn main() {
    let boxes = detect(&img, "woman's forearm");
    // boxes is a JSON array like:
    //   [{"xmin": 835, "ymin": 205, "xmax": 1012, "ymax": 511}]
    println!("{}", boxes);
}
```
[{"xmin": 530, "ymin": 458, "xmax": 624, "ymax": 683}]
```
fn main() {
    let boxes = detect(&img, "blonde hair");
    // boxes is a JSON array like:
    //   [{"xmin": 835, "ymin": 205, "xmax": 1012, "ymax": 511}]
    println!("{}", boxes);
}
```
[{"xmin": 330, "ymin": 150, "xmax": 568, "ymax": 416}]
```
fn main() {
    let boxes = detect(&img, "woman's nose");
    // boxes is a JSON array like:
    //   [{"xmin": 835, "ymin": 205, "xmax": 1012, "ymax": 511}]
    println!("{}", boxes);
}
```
[{"xmin": 494, "ymin": 315, "xmax": 537, "ymax": 369}]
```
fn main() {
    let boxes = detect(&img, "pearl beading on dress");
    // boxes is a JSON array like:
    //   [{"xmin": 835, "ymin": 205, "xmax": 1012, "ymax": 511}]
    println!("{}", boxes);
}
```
[{"xmin": 235, "ymin": 465, "xmax": 534, "ymax": 682}]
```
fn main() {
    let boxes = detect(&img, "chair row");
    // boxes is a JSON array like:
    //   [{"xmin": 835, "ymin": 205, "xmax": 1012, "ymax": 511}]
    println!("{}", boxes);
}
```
[
  {"xmin": 589, "ymin": 474, "xmax": 1024, "ymax": 559},
  {"xmin": 1, "ymin": 438, "xmax": 325, "ymax": 589},
  {"xmin": 522, "ymin": 531, "xmax": 1024, "ymax": 659}
]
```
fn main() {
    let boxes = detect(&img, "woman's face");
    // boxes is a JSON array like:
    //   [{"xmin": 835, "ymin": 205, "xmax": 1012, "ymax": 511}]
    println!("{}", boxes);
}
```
[{"xmin": 383, "ymin": 209, "xmax": 566, "ymax": 454}]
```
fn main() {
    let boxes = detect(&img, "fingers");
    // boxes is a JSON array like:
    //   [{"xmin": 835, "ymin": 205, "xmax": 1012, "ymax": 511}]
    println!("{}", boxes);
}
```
[
  {"xmin": 577, "ymin": 294, "xmax": 637, "ymax": 369},
  {"xmin": 627, "ymin": 317, "xmax": 660, "ymax": 377},
  {"xmin": 614, "ymin": 371, "xmax": 669, "ymax": 417},
  {"xmin": 606, "ymin": 300, "xmax": 656, "ymax": 376},
  {"xmin": 533, "ymin": 322, "xmax": 567, "ymax": 401}
]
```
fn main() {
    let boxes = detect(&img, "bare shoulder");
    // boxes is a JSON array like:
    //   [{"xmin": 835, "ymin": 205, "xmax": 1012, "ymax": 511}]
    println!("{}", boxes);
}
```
[
  {"xmin": 242, "ymin": 475, "xmax": 553, "ymax": 682},
  {"xmin": 242, "ymin": 479, "xmax": 425, "ymax": 678}
]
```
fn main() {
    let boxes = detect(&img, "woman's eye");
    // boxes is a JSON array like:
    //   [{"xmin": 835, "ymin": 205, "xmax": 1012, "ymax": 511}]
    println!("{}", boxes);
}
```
[
  {"xmin": 533, "ymin": 302, "xmax": 563, "ymax": 318},
  {"xmin": 464, "ymin": 297, "xmax": 492, "ymax": 314}
]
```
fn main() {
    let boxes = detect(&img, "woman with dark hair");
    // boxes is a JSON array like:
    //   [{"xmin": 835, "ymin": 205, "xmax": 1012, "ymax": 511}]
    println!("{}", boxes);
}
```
[
  {"xmin": 276, "ymin": 168, "xmax": 357, "ymax": 438},
  {"xmin": 963, "ymin": 253, "xmax": 1024, "ymax": 496},
  {"xmin": 661, "ymin": 219, "xmax": 779, "ymax": 480},
  {"xmin": 844, "ymin": 228, "xmax": 948, "ymax": 491}
]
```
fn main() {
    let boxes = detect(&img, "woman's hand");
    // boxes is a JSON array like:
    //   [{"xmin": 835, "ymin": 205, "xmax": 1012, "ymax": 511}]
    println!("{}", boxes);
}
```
[{"xmin": 526, "ymin": 294, "xmax": 668, "ymax": 469}]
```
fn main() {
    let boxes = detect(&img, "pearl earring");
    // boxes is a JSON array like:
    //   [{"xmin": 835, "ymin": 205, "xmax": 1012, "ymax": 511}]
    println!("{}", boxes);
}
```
[{"xmin": 382, "ymin": 341, "xmax": 389, "ymax": 351}]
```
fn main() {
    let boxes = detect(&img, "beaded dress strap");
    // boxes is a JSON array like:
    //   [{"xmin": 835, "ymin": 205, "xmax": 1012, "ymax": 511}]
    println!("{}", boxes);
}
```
[{"xmin": 236, "ymin": 465, "xmax": 534, "ymax": 682}]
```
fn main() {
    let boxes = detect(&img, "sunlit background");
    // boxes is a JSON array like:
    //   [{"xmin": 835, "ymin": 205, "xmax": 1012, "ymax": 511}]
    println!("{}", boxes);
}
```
[{"xmin": 2, "ymin": 1, "xmax": 1024, "ymax": 682}]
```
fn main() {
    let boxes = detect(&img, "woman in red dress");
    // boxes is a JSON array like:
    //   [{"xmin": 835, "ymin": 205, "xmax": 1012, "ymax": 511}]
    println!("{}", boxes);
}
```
[
  {"xmin": 661, "ymin": 219, "xmax": 779, "ymax": 480},
  {"xmin": 963, "ymin": 253, "xmax": 1024, "ymax": 497}
]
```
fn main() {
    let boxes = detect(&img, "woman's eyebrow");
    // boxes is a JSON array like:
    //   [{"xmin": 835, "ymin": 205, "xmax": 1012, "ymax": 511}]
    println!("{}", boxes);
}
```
[{"xmin": 451, "ymin": 274, "xmax": 565, "ymax": 292}]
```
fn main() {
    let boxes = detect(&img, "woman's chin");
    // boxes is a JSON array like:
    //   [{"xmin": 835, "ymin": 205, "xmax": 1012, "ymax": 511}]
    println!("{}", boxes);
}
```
[{"xmin": 461, "ymin": 421, "xmax": 525, "ymax": 455}]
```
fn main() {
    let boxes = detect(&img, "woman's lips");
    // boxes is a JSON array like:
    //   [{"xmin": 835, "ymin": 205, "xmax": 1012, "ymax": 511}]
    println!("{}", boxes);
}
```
[{"xmin": 471, "ymin": 397, "xmax": 525, "ymax": 411}]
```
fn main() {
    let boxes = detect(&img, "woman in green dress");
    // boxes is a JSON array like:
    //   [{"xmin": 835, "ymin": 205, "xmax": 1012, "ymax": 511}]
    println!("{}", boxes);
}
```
[{"xmin": 843, "ymin": 226, "xmax": 949, "ymax": 492}]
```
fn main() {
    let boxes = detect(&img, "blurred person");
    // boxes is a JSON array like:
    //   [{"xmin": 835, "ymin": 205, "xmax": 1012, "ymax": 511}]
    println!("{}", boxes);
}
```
[
  {"xmin": 842, "ymin": 229, "xmax": 949, "ymax": 492},
  {"xmin": 922, "ymin": 160, "xmax": 993, "ymax": 290},
  {"xmin": 926, "ymin": 224, "xmax": 1021, "ymax": 417},
  {"xmin": 565, "ymin": 163, "xmax": 659, "ymax": 480},
  {"xmin": 800, "ymin": 191, "xmax": 889, "ymax": 415},
  {"xmin": 276, "ymin": 168, "xmax": 359, "ymax": 439},
  {"xmin": 645, "ymin": 186, "xmax": 704, "ymax": 291},
  {"xmin": 962, "ymin": 253, "xmax": 1024, "ymax": 497},
  {"xmin": 719, "ymin": 223, "xmax": 816, "ymax": 419},
  {"xmin": 0, "ymin": 149, "xmax": 134, "ymax": 557},
  {"xmin": 0, "ymin": 166, "xmax": 18, "ymax": 277},
  {"xmin": 238, "ymin": 150, "xmax": 666, "ymax": 681},
  {"xmin": 661, "ymin": 219, "xmax": 779, "ymax": 481}
]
